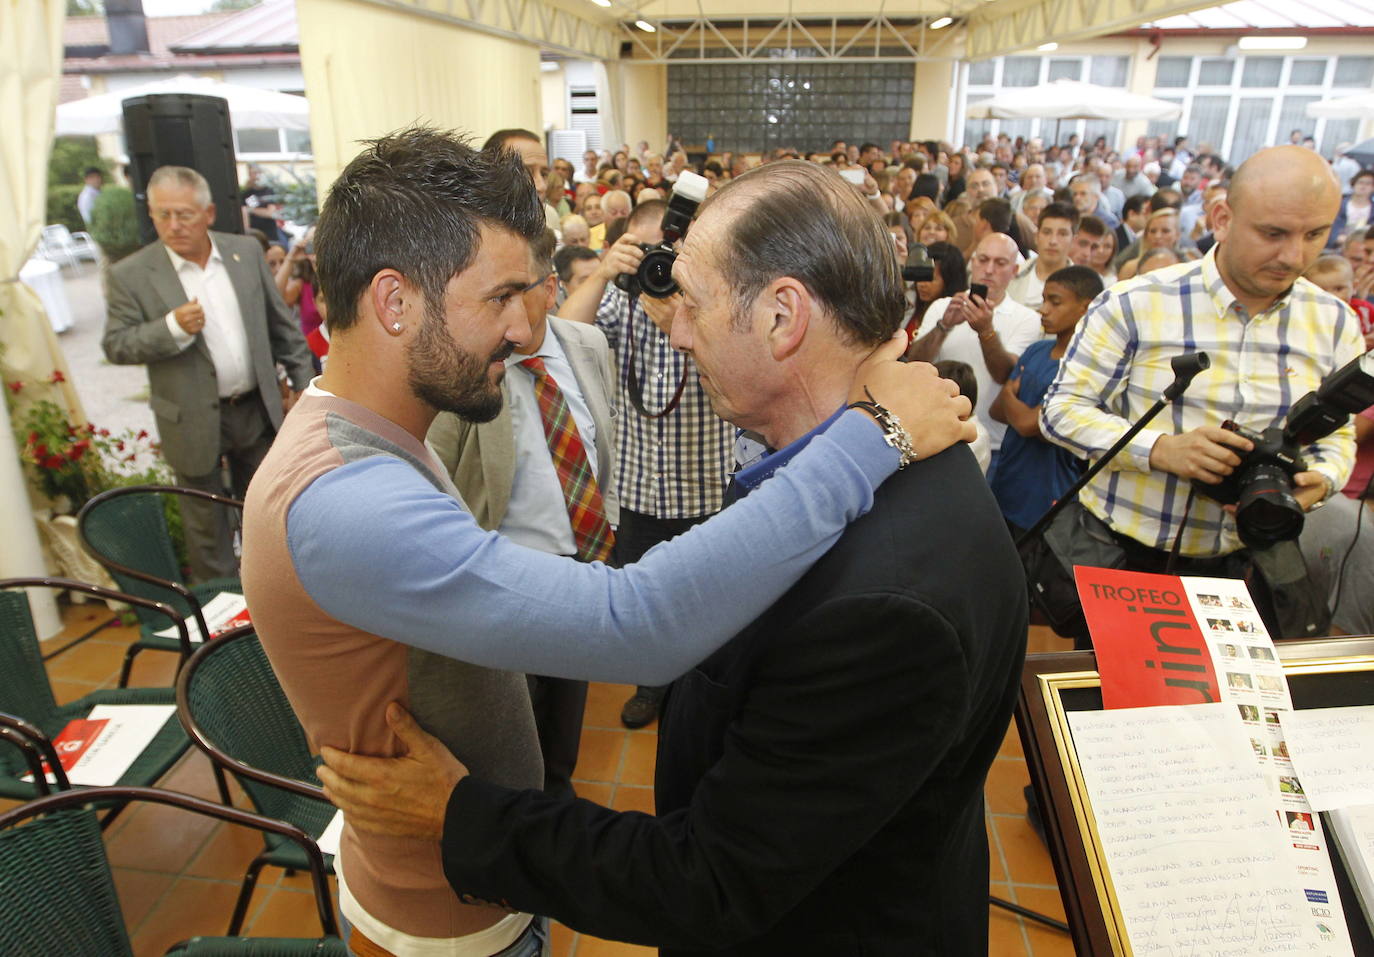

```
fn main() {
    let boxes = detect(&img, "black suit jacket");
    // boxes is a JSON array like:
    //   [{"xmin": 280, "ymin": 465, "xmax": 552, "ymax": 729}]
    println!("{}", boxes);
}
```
[{"xmin": 442, "ymin": 444, "xmax": 1028, "ymax": 955}]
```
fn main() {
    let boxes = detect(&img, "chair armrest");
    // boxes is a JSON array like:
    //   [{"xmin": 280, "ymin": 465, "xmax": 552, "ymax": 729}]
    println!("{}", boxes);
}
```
[
  {"xmin": 0, "ymin": 713, "xmax": 70, "ymax": 795},
  {"xmin": 0, "ymin": 577, "xmax": 194, "ymax": 665}
]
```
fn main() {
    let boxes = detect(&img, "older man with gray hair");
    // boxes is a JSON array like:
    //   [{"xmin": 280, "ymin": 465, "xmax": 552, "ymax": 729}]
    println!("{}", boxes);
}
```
[{"xmin": 103, "ymin": 165, "xmax": 313, "ymax": 580}]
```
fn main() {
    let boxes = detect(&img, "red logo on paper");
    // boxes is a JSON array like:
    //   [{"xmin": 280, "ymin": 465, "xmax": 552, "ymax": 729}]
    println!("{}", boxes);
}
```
[
  {"xmin": 1074, "ymin": 567, "xmax": 1222, "ymax": 710},
  {"xmin": 211, "ymin": 608, "xmax": 251, "ymax": 639},
  {"xmin": 43, "ymin": 717, "xmax": 110, "ymax": 774}
]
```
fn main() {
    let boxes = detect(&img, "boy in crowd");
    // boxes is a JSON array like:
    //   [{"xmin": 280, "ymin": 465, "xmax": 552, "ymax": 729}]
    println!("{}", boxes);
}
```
[
  {"xmin": 934, "ymin": 359, "xmax": 991, "ymax": 473},
  {"xmin": 1305, "ymin": 254, "xmax": 1374, "ymax": 350},
  {"xmin": 989, "ymin": 266, "xmax": 1104, "ymax": 536}
]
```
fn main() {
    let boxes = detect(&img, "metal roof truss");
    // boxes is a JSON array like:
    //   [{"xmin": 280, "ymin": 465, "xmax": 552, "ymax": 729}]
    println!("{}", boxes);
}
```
[{"xmin": 619, "ymin": 14, "xmax": 964, "ymax": 62}]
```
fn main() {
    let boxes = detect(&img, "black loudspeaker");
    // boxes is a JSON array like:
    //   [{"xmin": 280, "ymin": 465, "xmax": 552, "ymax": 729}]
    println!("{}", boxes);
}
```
[{"xmin": 123, "ymin": 93, "xmax": 242, "ymax": 245}]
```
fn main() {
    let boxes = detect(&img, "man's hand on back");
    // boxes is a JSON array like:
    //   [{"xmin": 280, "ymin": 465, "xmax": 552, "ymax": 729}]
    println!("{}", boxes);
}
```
[
  {"xmin": 1149, "ymin": 426, "xmax": 1253, "ymax": 483},
  {"xmin": 851, "ymin": 332, "xmax": 976, "ymax": 459},
  {"xmin": 318, "ymin": 703, "xmax": 466, "ymax": 842}
]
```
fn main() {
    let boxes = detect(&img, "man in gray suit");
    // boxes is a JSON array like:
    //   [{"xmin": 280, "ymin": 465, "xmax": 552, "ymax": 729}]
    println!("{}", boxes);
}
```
[
  {"xmin": 428, "ymin": 228, "xmax": 617, "ymax": 796},
  {"xmin": 103, "ymin": 165, "xmax": 314, "ymax": 582}
]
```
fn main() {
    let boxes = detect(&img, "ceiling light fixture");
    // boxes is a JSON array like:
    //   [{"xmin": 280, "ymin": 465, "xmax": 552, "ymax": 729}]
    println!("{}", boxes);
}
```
[
  {"xmin": 1237, "ymin": 35, "xmax": 1307, "ymax": 50},
  {"xmin": 635, "ymin": 18, "xmax": 656, "ymax": 32},
  {"xmin": 1037, "ymin": 41, "xmax": 1058, "ymax": 51},
  {"xmin": 589, "ymin": 0, "xmax": 611, "ymax": 6},
  {"xmin": 930, "ymin": 16, "xmax": 953, "ymax": 29}
]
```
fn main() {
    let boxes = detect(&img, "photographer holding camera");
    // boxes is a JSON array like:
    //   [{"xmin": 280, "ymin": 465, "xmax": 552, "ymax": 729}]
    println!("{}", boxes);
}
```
[
  {"xmin": 558, "ymin": 195, "xmax": 735, "ymax": 728},
  {"xmin": 1041, "ymin": 146, "xmax": 1365, "ymax": 630}
]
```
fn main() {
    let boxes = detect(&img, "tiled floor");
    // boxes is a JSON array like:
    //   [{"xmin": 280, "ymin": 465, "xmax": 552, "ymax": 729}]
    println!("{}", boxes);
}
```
[{"xmin": 9, "ymin": 601, "xmax": 1075, "ymax": 957}]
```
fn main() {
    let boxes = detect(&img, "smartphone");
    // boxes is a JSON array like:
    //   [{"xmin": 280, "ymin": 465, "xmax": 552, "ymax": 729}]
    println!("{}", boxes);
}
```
[
  {"xmin": 839, "ymin": 168, "xmax": 866, "ymax": 185},
  {"xmin": 969, "ymin": 283, "xmax": 988, "ymax": 301}
]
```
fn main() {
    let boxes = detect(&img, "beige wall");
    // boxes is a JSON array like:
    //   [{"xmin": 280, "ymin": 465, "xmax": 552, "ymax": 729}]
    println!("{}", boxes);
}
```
[
  {"xmin": 298, "ymin": 0, "xmax": 543, "ymax": 191},
  {"xmin": 615, "ymin": 62, "xmax": 666, "ymax": 151},
  {"xmin": 911, "ymin": 60, "xmax": 957, "ymax": 141}
]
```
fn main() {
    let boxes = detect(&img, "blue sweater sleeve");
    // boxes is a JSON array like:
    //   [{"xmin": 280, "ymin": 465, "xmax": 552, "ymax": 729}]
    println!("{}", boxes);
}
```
[{"xmin": 287, "ymin": 409, "xmax": 896, "ymax": 685}]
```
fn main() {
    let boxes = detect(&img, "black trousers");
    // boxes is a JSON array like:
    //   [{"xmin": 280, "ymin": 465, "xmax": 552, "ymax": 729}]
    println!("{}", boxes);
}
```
[{"xmin": 616, "ymin": 508, "xmax": 712, "ymax": 699}]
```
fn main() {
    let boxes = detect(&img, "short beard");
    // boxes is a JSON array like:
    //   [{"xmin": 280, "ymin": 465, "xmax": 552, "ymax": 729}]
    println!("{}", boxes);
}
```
[{"xmin": 406, "ymin": 301, "xmax": 511, "ymax": 423}]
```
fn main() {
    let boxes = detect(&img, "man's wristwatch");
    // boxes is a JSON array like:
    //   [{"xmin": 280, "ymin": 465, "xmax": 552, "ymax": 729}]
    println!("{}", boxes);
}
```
[{"xmin": 848, "ymin": 388, "xmax": 917, "ymax": 468}]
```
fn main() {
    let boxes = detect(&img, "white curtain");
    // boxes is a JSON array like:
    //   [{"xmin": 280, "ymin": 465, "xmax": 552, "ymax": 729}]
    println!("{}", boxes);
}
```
[
  {"xmin": 0, "ymin": 0, "xmax": 83, "ymax": 637},
  {"xmin": 594, "ymin": 60, "xmax": 625, "ymax": 153}
]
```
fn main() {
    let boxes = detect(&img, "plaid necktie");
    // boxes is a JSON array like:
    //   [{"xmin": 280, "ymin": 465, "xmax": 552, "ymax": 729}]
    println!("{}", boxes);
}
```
[{"xmin": 520, "ymin": 356, "xmax": 615, "ymax": 563}]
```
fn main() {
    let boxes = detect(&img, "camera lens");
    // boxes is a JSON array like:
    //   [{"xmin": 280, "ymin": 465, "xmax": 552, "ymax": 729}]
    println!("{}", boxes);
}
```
[
  {"xmin": 639, "ymin": 248, "xmax": 680, "ymax": 298},
  {"xmin": 1234, "ymin": 463, "xmax": 1304, "ymax": 549}
]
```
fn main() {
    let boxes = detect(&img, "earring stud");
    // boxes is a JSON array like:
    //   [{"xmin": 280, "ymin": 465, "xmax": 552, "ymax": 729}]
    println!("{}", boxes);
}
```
[{"xmin": 392, "ymin": 323, "xmax": 402, "ymax": 331}]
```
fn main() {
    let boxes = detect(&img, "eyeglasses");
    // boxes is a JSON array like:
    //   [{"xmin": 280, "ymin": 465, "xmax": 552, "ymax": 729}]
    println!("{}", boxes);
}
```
[
  {"xmin": 150, "ymin": 209, "xmax": 201, "ymax": 225},
  {"xmin": 521, "ymin": 273, "xmax": 553, "ymax": 292}
]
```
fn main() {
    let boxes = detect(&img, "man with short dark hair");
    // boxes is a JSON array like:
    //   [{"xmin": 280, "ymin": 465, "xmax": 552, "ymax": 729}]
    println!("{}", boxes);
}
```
[
  {"xmin": 1007, "ymin": 201, "xmax": 1079, "ymax": 309},
  {"xmin": 972, "ymin": 197, "xmax": 1012, "ymax": 245},
  {"xmin": 317, "ymin": 160, "xmax": 1027, "ymax": 956},
  {"xmin": 553, "ymin": 244, "xmax": 599, "ymax": 297},
  {"xmin": 244, "ymin": 128, "xmax": 972, "ymax": 957},
  {"xmin": 103, "ymin": 165, "xmax": 313, "ymax": 580},
  {"xmin": 77, "ymin": 166, "xmax": 103, "ymax": 225},
  {"xmin": 1070, "ymin": 215, "xmax": 1107, "ymax": 267}
]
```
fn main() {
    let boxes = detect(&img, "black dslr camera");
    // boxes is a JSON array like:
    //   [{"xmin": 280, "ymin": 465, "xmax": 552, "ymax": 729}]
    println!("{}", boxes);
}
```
[
  {"xmin": 614, "ymin": 170, "xmax": 709, "ymax": 299},
  {"xmin": 901, "ymin": 243, "xmax": 935, "ymax": 283},
  {"xmin": 1195, "ymin": 351, "xmax": 1374, "ymax": 549}
]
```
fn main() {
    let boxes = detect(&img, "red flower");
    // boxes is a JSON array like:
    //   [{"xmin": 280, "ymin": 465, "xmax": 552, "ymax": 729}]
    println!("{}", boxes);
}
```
[
  {"xmin": 98, "ymin": 428, "xmax": 110, "ymax": 437},
  {"xmin": 33, "ymin": 444, "xmax": 50, "ymax": 459},
  {"xmin": 48, "ymin": 370, "xmax": 66, "ymax": 384},
  {"xmin": 137, "ymin": 429, "xmax": 149, "ymax": 440},
  {"xmin": 86, "ymin": 424, "xmax": 97, "ymax": 435},
  {"xmin": 115, "ymin": 440, "xmax": 126, "ymax": 452},
  {"xmin": 125, "ymin": 453, "xmax": 137, "ymax": 463},
  {"xmin": 42, "ymin": 455, "xmax": 65, "ymax": 470},
  {"xmin": 27, "ymin": 431, "xmax": 38, "ymax": 444},
  {"xmin": 6, "ymin": 382, "xmax": 22, "ymax": 394}
]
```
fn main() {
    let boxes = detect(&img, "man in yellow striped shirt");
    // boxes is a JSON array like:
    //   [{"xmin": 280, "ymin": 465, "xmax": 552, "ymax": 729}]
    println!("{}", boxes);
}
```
[{"xmin": 1043, "ymin": 146, "xmax": 1363, "ymax": 596}]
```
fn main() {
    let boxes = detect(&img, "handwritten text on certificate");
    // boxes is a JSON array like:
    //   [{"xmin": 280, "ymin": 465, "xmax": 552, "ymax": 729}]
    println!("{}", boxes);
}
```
[{"xmin": 1069, "ymin": 703, "xmax": 1319, "ymax": 954}]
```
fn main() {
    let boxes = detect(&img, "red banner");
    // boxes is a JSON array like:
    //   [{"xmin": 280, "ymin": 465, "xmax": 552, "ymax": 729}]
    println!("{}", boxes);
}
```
[{"xmin": 1074, "ymin": 567, "xmax": 1222, "ymax": 709}]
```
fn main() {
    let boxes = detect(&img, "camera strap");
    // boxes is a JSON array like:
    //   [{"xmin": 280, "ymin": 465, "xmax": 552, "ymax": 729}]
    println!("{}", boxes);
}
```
[
  {"xmin": 624, "ymin": 293, "xmax": 688, "ymax": 419},
  {"xmin": 1165, "ymin": 487, "xmax": 1196, "ymax": 575}
]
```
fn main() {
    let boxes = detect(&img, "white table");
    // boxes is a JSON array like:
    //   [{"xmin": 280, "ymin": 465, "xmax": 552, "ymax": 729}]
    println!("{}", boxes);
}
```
[{"xmin": 19, "ymin": 258, "xmax": 74, "ymax": 334}]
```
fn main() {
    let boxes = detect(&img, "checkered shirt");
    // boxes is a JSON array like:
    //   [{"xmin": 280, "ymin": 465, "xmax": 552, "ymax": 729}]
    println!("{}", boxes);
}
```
[
  {"xmin": 594, "ymin": 285, "xmax": 733, "ymax": 519},
  {"xmin": 1042, "ymin": 246, "xmax": 1363, "ymax": 557}
]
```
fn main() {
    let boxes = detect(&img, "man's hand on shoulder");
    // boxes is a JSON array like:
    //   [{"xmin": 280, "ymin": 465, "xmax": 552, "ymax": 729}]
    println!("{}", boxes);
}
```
[
  {"xmin": 850, "ymin": 333, "xmax": 976, "ymax": 459},
  {"xmin": 1149, "ymin": 426, "xmax": 1253, "ymax": 483},
  {"xmin": 318, "ymin": 703, "xmax": 467, "ymax": 842}
]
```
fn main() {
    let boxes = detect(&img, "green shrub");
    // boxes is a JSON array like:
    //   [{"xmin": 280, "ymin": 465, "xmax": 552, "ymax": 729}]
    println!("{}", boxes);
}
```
[
  {"xmin": 46, "ymin": 184, "xmax": 86, "ymax": 234},
  {"xmin": 48, "ymin": 136, "xmax": 110, "ymax": 189},
  {"xmin": 89, "ymin": 186, "xmax": 143, "ymax": 262}
]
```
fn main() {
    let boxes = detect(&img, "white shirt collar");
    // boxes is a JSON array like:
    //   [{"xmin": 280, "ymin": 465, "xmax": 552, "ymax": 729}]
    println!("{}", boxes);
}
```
[{"xmin": 164, "ymin": 236, "xmax": 223, "ymax": 272}]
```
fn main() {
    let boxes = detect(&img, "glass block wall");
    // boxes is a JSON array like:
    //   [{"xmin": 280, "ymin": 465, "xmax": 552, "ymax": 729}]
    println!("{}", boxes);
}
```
[{"xmin": 666, "ymin": 55, "xmax": 914, "ymax": 154}]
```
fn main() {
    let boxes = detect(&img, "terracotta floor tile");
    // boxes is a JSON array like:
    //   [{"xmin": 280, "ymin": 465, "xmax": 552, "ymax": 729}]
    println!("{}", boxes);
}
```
[
  {"xmin": 985, "ymin": 757, "xmax": 1030, "ymax": 815},
  {"xmin": 1026, "ymin": 625, "xmax": 1068, "ymax": 655},
  {"xmin": 619, "ymin": 733, "xmax": 657, "ymax": 787},
  {"xmin": 1018, "ymin": 885, "xmax": 1075, "ymax": 957},
  {"xmin": 992, "ymin": 813, "xmax": 1059, "ymax": 887},
  {"xmin": 574, "ymin": 728, "xmax": 625, "ymax": 783},
  {"xmin": 158, "ymin": 751, "xmax": 230, "ymax": 803},
  {"xmin": 610, "ymin": 784, "xmax": 655, "ymax": 816},
  {"xmin": 276, "ymin": 863, "xmax": 337, "ymax": 893},
  {"xmin": 183, "ymin": 820, "xmax": 261, "ymax": 881},
  {"xmin": 573, "ymin": 934, "xmax": 658, "ymax": 956},
  {"xmin": 126, "ymin": 647, "xmax": 182, "ymax": 689},
  {"xmin": 1013, "ymin": 885, "xmax": 1067, "ymax": 922},
  {"xmin": 112, "ymin": 866, "xmax": 175, "ymax": 930},
  {"xmin": 988, "ymin": 889, "xmax": 1030, "ymax": 957},
  {"xmin": 584, "ymin": 683, "xmax": 639, "ymax": 730},
  {"xmin": 245, "ymin": 885, "xmax": 335, "ymax": 939},
  {"xmin": 986, "ymin": 815, "xmax": 1007, "ymax": 883},
  {"xmin": 105, "ymin": 800, "xmax": 220, "ymax": 874},
  {"xmin": 130, "ymin": 877, "xmax": 242, "ymax": 956},
  {"xmin": 999, "ymin": 719, "xmax": 1025, "ymax": 760},
  {"xmin": 44, "ymin": 638, "xmax": 130, "ymax": 684},
  {"xmin": 50, "ymin": 677, "xmax": 101, "ymax": 707},
  {"xmin": 573, "ymin": 780, "xmax": 613, "ymax": 806},
  {"xmin": 550, "ymin": 920, "xmax": 575, "ymax": 957}
]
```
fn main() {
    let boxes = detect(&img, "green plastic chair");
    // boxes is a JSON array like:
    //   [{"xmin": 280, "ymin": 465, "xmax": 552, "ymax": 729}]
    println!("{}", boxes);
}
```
[
  {"xmin": 0, "ymin": 785, "xmax": 344, "ymax": 956},
  {"xmin": 77, "ymin": 484, "xmax": 244, "ymax": 687},
  {"xmin": 176, "ymin": 626, "xmax": 338, "ymax": 935},
  {"xmin": 0, "ymin": 579, "xmax": 202, "ymax": 807}
]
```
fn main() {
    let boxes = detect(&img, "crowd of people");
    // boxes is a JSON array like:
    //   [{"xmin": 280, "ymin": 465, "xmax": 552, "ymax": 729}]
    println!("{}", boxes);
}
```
[{"xmin": 98, "ymin": 120, "xmax": 1372, "ymax": 957}]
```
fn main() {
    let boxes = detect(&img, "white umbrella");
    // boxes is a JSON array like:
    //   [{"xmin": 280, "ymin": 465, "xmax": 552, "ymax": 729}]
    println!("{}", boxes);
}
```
[
  {"xmin": 1306, "ymin": 91, "xmax": 1374, "ymax": 120},
  {"xmin": 55, "ymin": 74, "xmax": 309, "ymax": 136},
  {"xmin": 966, "ymin": 79, "xmax": 1183, "ymax": 121}
]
